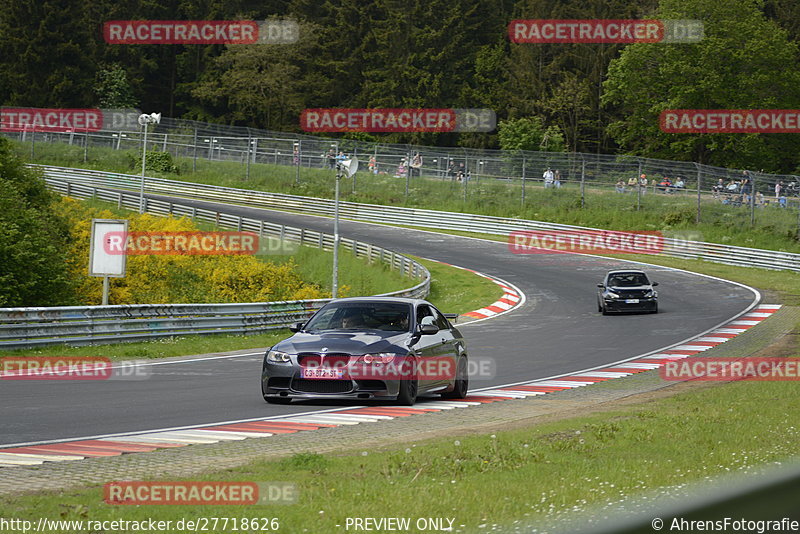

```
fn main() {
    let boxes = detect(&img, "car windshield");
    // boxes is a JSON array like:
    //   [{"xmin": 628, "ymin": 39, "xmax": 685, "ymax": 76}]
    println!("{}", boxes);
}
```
[
  {"xmin": 303, "ymin": 302, "xmax": 412, "ymax": 333},
  {"xmin": 608, "ymin": 273, "xmax": 650, "ymax": 287}
]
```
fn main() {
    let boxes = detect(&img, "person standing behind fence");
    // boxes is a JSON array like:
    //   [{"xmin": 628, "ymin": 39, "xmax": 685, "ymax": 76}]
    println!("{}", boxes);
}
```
[
  {"xmin": 411, "ymin": 153, "xmax": 423, "ymax": 177},
  {"xmin": 776, "ymin": 180, "xmax": 783, "ymax": 199},
  {"xmin": 543, "ymin": 167, "xmax": 554, "ymax": 188},
  {"xmin": 627, "ymin": 175, "xmax": 638, "ymax": 192},
  {"xmin": 554, "ymin": 169, "xmax": 561, "ymax": 188},
  {"xmin": 615, "ymin": 179, "xmax": 625, "ymax": 193},
  {"xmin": 639, "ymin": 174, "xmax": 648, "ymax": 195},
  {"xmin": 327, "ymin": 148, "xmax": 336, "ymax": 169}
]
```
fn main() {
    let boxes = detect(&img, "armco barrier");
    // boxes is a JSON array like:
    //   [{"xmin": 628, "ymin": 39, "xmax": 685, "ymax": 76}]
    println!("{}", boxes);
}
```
[
  {"xmin": 0, "ymin": 178, "xmax": 429, "ymax": 349},
  {"xmin": 35, "ymin": 165, "xmax": 800, "ymax": 272}
]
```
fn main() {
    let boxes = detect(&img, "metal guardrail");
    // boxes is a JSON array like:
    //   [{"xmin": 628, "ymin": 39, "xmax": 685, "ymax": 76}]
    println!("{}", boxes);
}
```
[
  {"xmin": 0, "ymin": 177, "xmax": 429, "ymax": 349},
  {"xmin": 36, "ymin": 165, "xmax": 800, "ymax": 272}
]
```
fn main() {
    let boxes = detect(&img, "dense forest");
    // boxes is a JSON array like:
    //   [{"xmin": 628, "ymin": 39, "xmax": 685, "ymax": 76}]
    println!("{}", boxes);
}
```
[{"xmin": 2, "ymin": 0, "xmax": 800, "ymax": 171}]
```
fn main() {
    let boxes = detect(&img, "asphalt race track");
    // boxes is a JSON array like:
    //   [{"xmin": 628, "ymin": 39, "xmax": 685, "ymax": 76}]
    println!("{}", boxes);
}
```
[{"xmin": 0, "ymin": 193, "xmax": 758, "ymax": 446}]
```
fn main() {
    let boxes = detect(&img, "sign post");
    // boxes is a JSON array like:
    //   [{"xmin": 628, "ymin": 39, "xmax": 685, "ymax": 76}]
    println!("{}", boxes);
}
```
[{"xmin": 89, "ymin": 219, "xmax": 128, "ymax": 305}]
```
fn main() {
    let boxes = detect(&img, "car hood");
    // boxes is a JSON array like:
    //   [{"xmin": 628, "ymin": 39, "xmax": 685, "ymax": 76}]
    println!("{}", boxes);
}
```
[
  {"xmin": 608, "ymin": 285, "xmax": 652, "ymax": 291},
  {"xmin": 274, "ymin": 331, "xmax": 412, "ymax": 355}
]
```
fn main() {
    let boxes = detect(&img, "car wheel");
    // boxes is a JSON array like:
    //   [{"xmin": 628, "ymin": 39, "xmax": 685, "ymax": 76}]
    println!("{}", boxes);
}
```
[
  {"xmin": 396, "ymin": 357, "xmax": 418, "ymax": 406},
  {"xmin": 264, "ymin": 396, "xmax": 292, "ymax": 405},
  {"xmin": 651, "ymin": 303, "xmax": 659, "ymax": 314},
  {"xmin": 442, "ymin": 356, "xmax": 468, "ymax": 399},
  {"xmin": 601, "ymin": 304, "xmax": 609, "ymax": 315},
  {"xmin": 597, "ymin": 299, "xmax": 602, "ymax": 313}
]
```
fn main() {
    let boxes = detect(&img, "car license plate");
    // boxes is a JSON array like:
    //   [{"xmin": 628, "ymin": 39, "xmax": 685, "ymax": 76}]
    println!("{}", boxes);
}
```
[
  {"xmin": 625, "ymin": 299, "xmax": 639, "ymax": 304},
  {"xmin": 301, "ymin": 368, "xmax": 344, "ymax": 379}
]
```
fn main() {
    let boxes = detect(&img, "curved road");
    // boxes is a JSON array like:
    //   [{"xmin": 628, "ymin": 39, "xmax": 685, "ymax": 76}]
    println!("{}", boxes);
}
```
[{"xmin": 0, "ymin": 194, "xmax": 757, "ymax": 446}]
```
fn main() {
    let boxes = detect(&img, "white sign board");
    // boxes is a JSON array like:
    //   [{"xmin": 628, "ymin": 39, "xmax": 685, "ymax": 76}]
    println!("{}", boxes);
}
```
[{"xmin": 89, "ymin": 219, "xmax": 128, "ymax": 277}]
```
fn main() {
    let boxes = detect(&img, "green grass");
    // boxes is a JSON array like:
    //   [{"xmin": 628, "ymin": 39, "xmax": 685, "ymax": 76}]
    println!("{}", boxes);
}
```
[
  {"xmin": 20, "ymin": 140, "xmax": 800, "ymax": 254},
  {"xmin": 2, "ymin": 379, "xmax": 798, "ymax": 532},
  {"xmin": 413, "ymin": 257, "xmax": 504, "ymax": 316}
]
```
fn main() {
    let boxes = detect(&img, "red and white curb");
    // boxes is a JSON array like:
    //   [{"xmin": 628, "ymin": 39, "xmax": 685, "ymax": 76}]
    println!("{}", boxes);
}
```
[
  {"xmin": 0, "ymin": 305, "xmax": 781, "ymax": 468},
  {"xmin": 424, "ymin": 260, "xmax": 524, "ymax": 321}
]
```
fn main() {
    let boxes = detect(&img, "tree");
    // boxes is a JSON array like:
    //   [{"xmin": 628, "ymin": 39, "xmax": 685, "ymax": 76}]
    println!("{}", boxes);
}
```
[
  {"xmin": 603, "ymin": 0, "xmax": 800, "ymax": 171},
  {"xmin": 0, "ymin": 139, "xmax": 75, "ymax": 306},
  {"xmin": 95, "ymin": 64, "xmax": 138, "ymax": 108},
  {"xmin": 497, "ymin": 117, "xmax": 565, "ymax": 153}
]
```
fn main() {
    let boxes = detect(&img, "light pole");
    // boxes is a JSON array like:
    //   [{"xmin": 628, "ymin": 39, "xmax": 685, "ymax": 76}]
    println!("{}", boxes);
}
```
[
  {"xmin": 332, "ymin": 142, "xmax": 340, "ymax": 298},
  {"xmin": 138, "ymin": 113, "xmax": 161, "ymax": 214},
  {"xmin": 294, "ymin": 141, "xmax": 300, "ymax": 184}
]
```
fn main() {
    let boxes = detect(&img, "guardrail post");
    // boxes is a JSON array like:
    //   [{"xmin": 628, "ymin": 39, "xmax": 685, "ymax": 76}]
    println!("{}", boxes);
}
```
[
  {"xmin": 237, "ymin": 216, "xmax": 242, "ymax": 231},
  {"xmin": 118, "ymin": 192, "xmax": 123, "ymax": 209},
  {"xmin": 318, "ymin": 233, "xmax": 324, "ymax": 249},
  {"xmin": 215, "ymin": 212, "xmax": 220, "ymax": 227},
  {"xmin": 191, "ymin": 207, "xmax": 197, "ymax": 220},
  {"xmin": 259, "ymin": 220, "xmax": 265, "ymax": 236},
  {"xmin": 696, "ymin": 163, "xmax": 702, "ymax": 223},
  {"xmin": 353, "ymin": 240, "xmax": 358, "ymax": 256},
  {"xmin": 280, "ymin": 225, "xmax": 285, "ymax": 242},
  {"xmin": 66, "ymin": 182, "xmax": 71, "ymax": 197},
  {"xmin": 168, "ymin": 202, "xmax": 173, "ymax": 216},
  {"xmin": 299, "ymin": 228, "xmax": 305, "ymax": 246}
]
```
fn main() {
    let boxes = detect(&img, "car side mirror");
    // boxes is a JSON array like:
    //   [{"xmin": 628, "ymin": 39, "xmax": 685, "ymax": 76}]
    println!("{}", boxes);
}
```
[
  {"xmin": 597, "ymin": 283, "xmax": 605, "ymax": 288},
  {"xmin": 419, "ymin": 324, "xmax": 439, "ymax": 335},
  {"xmin": 652, "ymin": 282, "xmax": 659, "ymax": 286},
  {"xmin": 289, "ymin": 322, "xmax": 305, "ymax": 333}
]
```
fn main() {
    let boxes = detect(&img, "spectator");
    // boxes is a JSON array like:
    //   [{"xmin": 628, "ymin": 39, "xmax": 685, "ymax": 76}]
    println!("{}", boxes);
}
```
[
  {"xmin": 326, "ymin": 148, "xmax": 336, "ymax": 169},
  {"xmin": 447, "ymin": 160, "xmax": 455, "ymax": 180},
  {"xmin": 675, "ymin": 177, "xmax": 685, "ymax": 191},
  {"xmin": 740, "ymin": 177, "xmax": 752, "ymax": 206},
  {"xmin": 410, "ymin": 152, "xmax": 423, "ymax": 177},
  {"xmin": 713, "ymin": 178, "xmax": 725, "ymax": 198},
  {"xmin": 639, "ymin": 174, "xmax": 648, "ymax": 195},
  {"xmin": 543, "ymin": 167, "xmax": 554, "ymax": 188},
  {"xmin": 627, "ymin": 175, "xmax": 638, "ymax": 192},
  {"xmin": 293, "ymin": 145, "xmax": 300, "ymax": 166},
  {"xmin": 396, "ymin": 157, "xmax": 407, "ymax": 178},
  {"xmin": 368, "ymin": 156, "xmax": 377, "ymax": 174},
  {"xmin": 615, "ymin": 179, "xmax": 626, "ymax": 193},
  {"xmin": 554, "ymin": 169, "xmax": 562, "ymax": 188},
  {"xmin": 775, "ymin": 181, "xmax": 783, "ymax": 199},
  {"xmin": 657, "ymin": 177, "xmax": 671, "ymax": 193}
]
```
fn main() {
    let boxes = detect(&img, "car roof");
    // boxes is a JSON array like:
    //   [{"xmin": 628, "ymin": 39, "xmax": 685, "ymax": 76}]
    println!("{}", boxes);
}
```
[
  {"xmin": 325, "ymin": 296, "xmax": 428, "ymax": 306},
  {"xmin": 606, "ymin": 270, "xmax": 647, "ymax": 275}
]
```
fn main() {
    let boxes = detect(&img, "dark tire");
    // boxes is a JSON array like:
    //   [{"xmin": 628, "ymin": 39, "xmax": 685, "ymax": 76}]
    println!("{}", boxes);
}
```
[
  {"xmin": 601, "ymin": 304, "xmax": 609, "ymax": 316},
  {"xmin": 597, "ymin": 299, "xmax": 602, "ymax": 313},
  {"xmin": 442, "ymin": 357, "xmax": 469, "ymax": 399},
  {"xmin": 265, "ymin": 396, "xmax": 292, "ymax": 405},
  {"xmin": 651, "ymin": 303, "xmax": 659, "ymax": 314},
  {"xmin": 396, "ymin": 357, "xmax": 418, "ymax": 406}
]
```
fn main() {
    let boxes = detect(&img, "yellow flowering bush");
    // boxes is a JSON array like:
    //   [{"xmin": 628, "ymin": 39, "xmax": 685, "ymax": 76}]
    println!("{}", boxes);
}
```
[{"xmin": 60, "ymin": 198, "xmax": 327, "ymax": 305}]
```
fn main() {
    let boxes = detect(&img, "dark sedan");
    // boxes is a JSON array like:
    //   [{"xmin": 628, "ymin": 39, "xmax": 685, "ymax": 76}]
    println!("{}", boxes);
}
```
[
  {"xmin": 597, "ymin": 269, "xmax": 659, "ymax": 314},
  {"xmin": 261, "ymin": 297, "xmax": 469, "ymax": 406}
]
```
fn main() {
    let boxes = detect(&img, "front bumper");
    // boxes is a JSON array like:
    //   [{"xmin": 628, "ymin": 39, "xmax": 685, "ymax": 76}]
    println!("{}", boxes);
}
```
[
  {"xmin": 603, "ymin": 297, "xmax": 657, "ymax": 313},
  {"xmin": 262, "ymin": 361, "xmax": 401, "ymax": 400}
]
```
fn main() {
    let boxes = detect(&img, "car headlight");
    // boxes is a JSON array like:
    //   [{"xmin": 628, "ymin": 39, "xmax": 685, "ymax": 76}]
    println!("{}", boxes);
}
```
[
  {"xmin": 267, "ymin": 350, "xmax": 291, "ymax": 363},
  {"xmin": 605, "ymin": 290, "xmax": 620, "ymax": 299},
  {"xmin": 644, "ymin": 290, "xmax": 657, "ymax": 298},
  {"xmin": 357, "ymin": 353, "xmax": 398, "ymax": 364}
]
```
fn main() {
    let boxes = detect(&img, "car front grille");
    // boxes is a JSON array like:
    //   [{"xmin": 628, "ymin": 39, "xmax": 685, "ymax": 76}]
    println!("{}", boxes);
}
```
[
  {"xmin": 616, "ymin": 289, "xmax": 650, "ymax": 298},
  {"xmin": 297, "ymin": 353, "xmax": 353, "ymax": 367},
  {"xmin": 291, "ymin": 378, "xmax": 354, "ymax": 394}
]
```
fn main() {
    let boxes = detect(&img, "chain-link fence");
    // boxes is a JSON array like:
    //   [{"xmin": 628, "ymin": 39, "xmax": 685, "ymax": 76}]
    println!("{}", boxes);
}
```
[{"xmin": 6, "ymin": 115, "xmax": 800, "ymax": 239}]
